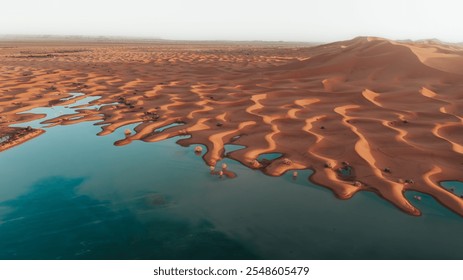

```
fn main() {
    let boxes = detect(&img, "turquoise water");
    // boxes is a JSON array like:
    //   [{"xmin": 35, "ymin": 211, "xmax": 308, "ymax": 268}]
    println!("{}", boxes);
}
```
[
  {"xmin": 257, "ymin": 153, "xmax": 282, "ymax": 161},
  {"xmin": 224, "ymin": 144, "xmax": 245, "ymax": 155},
  {"xmin": 154, "ymin": 122, "xmax": 185, "ymax": 133},
  {"xmin": 14, "ymin": 93, "xmax": 101, "ymax": 128},
  {"xmin": 441, "ymin": 181, "xmax": 463, "ymax": 197},
  {"xmin": 1, "ymin": 97, "xmax": 463, "ymax": 259}
]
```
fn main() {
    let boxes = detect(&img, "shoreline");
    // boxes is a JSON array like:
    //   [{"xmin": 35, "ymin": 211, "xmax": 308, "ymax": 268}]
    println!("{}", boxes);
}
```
[
  {"xmin": 0, "ymin": 36, "xmax": 462, "ymax": 217},
  {"xmin": 0, "ymin": 127, "xmax": 45, "ymax": 153}
]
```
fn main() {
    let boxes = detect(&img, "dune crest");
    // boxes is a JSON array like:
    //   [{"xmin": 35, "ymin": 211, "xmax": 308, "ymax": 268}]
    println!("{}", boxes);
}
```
[{"xmin": 1, "ymin": 37, "xmax": 462, "ymax": 216}]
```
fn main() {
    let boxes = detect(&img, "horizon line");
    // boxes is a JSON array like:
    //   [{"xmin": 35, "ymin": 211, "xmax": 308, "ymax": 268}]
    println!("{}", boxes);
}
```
[{"xmin": 1, "ymin": 34, "xmax": 462, "ymax": 45}]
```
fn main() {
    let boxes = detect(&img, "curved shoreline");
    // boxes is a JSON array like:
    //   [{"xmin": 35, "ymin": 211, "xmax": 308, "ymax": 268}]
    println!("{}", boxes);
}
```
[{"xmin": 0, "ymin": 37, "xmax": 462, "ymax": 217}]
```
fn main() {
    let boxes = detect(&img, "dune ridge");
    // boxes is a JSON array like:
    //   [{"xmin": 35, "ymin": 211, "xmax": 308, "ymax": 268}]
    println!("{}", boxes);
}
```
[{"xmin": 0, "ymin": 37, "xmax": 462, "ymax": 216}]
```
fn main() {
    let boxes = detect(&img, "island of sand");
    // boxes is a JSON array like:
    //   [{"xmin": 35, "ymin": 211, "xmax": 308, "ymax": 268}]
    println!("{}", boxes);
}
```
[{"xmin": 0, "ymin": 36, "xmax": 462, "ymax": 216}]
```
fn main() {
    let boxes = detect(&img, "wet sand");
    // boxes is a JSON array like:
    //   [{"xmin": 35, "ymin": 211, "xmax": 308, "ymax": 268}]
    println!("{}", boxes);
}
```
[
  {"xmin": 0, "ymin": 37, "xmax": 462, "ymax": 216},
  {"xmin": 0, "ymin": 127, "xmax": 44, "ymax": 152}
]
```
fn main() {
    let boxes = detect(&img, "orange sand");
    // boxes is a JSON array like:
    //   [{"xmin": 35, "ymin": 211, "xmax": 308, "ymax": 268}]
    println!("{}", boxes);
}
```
[
  {"xmin": 0, "ymin": 37, "xmax": 462, "ymax": 216},
  {"xmin": 0, "ymin": 127, "xmax": 44, "ymax": 152}
]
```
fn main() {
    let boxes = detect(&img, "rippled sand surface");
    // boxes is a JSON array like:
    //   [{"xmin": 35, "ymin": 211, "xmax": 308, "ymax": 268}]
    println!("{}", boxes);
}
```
[{"xmin": 1, "ymin": 37, "xmax": 462, "ymax": 216}]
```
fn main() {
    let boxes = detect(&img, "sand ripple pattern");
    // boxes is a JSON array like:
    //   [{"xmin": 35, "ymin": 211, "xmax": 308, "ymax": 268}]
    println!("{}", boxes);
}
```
[{"xmin": 1, "ymin": 38, "xmax": 462, "ymax": 216}]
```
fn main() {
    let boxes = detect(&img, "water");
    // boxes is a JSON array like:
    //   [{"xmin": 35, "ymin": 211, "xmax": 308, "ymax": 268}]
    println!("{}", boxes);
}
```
[
  {"xmin": 257, "ymin": 153, "xmax": 282, "ymax": 161},
  {"xmin": 224, "ymin": 144, "xmax": 245, "ymax": 154},
  {"xmin": 154, "ymin": 122, "xmax": 185, "ymax": 133},
  {"xmin": 1, "ymin": 96, "xmax": 463, "ymax": 259},
  {"xmin": 14, "ymin": 92, "xmax": 101, "ymax": 128},
  {"xmin": 441, "ymin": 181, "xmax": 463, "ymax": 197}
]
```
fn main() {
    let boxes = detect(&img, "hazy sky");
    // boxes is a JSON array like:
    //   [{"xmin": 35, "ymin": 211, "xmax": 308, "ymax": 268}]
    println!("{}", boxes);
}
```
[{"xmin": 1, "ymin": 0, "xmax": 462, "ymax": 42}]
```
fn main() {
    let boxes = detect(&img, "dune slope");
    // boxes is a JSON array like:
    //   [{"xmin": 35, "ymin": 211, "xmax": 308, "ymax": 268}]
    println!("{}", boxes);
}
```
[{"xmin": 0, "ymin": 37, "xmax": 462, "ymax": 216}]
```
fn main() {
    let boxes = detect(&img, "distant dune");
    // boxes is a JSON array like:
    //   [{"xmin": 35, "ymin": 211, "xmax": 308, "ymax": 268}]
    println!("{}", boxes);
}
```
[{"xmin": 0, "ymin": 36, "xmax": 462, "ymax": 216}]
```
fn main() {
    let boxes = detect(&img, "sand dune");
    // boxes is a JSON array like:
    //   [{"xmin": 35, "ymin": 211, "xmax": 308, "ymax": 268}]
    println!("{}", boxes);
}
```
[
  {"xmin": 0, "ymin": 37, "xmax": 462, "ymax": 216},
  {"xmin": 0, "ymin": 126, "xmax": 44, "ymax": 152}
]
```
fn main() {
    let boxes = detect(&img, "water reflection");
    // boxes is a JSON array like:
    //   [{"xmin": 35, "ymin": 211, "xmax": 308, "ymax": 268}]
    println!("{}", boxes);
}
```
[
  {"xmin": 1, "ymin": 102, "xmax": 463, "ymax": 259},
  {"xmin": 14, "ymin": 92, "xmax": 101, "ymax": 128},
  {"xmin": 0, "ymin": 176, "xmax": 256, "ymax": 260}
]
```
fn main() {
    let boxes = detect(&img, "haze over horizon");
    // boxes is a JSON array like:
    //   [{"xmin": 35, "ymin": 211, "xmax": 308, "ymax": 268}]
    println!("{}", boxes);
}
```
[{"xmin": 1, "ymin": 0, "xmax": 462, "ymax": 43}]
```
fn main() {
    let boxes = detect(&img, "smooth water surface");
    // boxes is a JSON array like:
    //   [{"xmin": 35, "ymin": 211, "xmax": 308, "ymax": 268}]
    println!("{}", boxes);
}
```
[
  {"xmin": 441, "ymin": 181, "xmax": 463, "ymax": 197},
  {"xmin": 1, "ymin": 97, "xmax": 463, "ymax": 259}
]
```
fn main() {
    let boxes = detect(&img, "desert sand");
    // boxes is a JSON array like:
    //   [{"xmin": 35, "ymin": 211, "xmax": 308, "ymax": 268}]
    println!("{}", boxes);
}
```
[{"xmin": 0, "ymin": 36, "xmax": 462, "ymax": 216}]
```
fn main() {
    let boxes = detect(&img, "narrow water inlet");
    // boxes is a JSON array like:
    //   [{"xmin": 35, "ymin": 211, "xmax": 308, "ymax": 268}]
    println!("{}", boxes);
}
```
[{"xmin": 12, "ymin": 93, "xmax": 102, "ymax": 129}]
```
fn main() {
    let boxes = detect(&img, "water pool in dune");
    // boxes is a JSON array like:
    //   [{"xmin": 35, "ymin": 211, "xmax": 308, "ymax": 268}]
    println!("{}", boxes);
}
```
[{"xmin": 1, "ymin": 96, "xmax": 463, "ymax": 260}]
